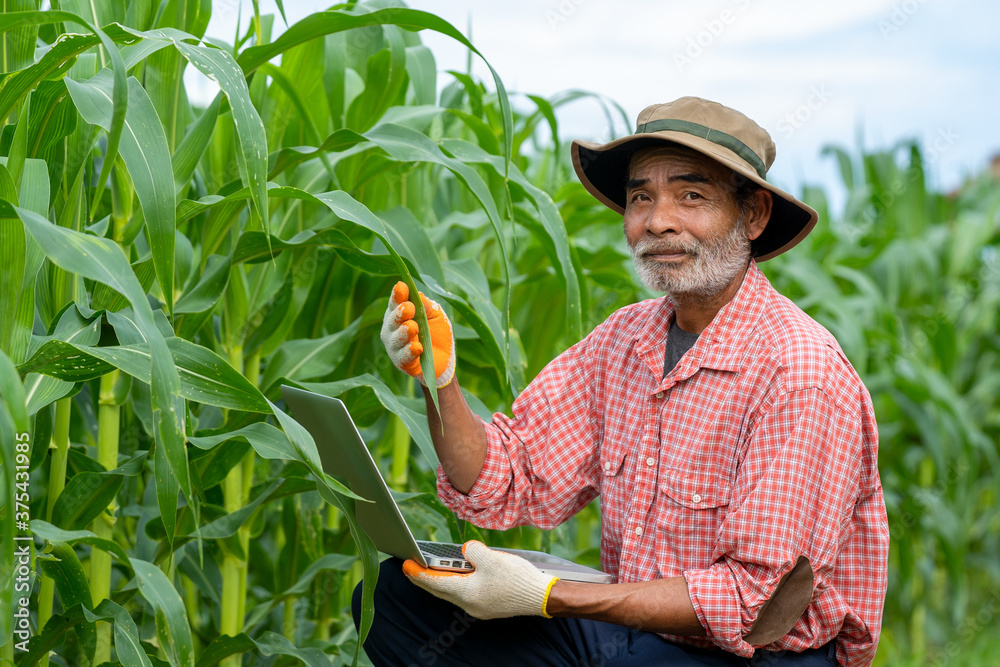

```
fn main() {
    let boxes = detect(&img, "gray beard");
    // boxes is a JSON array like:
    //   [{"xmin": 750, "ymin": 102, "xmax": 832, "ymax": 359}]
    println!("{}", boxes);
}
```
[{"xmin": 628, "ymin": 216, "xmax": 752, "ymax": 300}]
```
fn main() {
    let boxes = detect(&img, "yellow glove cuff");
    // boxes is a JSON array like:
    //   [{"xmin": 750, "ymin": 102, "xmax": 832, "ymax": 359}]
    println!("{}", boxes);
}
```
[{"xmin": 541, "ymin": 577, "xmax": 560, "ymax": 619}]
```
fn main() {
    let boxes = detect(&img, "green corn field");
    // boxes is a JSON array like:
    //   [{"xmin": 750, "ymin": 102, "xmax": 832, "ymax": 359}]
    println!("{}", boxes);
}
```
[{"xmin": 0, "ymin": 2, "xmax": 998, "ymax": 666}]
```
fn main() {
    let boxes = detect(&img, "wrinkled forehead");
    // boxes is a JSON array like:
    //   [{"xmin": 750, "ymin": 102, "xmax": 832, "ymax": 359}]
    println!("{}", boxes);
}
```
[{"xmin": 628, "ymin": 143, "xmax": 735, "ymax": 185}]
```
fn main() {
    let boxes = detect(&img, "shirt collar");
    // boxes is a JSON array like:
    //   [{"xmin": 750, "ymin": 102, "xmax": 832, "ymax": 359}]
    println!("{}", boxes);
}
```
[{"xmin": 633, "ymin": 261, "xmax": 768, "ymax": 379}]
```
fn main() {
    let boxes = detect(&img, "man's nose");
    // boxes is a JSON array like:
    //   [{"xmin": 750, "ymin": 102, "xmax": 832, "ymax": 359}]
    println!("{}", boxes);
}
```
[{"xmin": 645, "ymin": 198, "xmax": 681, "ymax": 236}]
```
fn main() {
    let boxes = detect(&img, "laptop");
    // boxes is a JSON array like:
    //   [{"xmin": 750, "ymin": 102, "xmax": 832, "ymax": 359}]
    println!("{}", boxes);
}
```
[{"xmin": 281, "ymin": 385, "xmax": 612, "ymax": 584}]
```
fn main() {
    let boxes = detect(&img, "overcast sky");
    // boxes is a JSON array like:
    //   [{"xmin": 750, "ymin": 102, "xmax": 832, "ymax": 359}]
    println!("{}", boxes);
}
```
[{"xmin": 197, "ymin": 0, "xmax": 999, "ymax": 214}]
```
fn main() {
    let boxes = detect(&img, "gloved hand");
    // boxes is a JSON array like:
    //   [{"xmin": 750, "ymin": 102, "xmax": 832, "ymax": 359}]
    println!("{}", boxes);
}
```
[
  {"xmin": 380, "ymin": 281, "xmax": 455, "ymax": 388},
  {"xmin": 403, "ymin": 540, "xmax": 560, "ymax": 620}
]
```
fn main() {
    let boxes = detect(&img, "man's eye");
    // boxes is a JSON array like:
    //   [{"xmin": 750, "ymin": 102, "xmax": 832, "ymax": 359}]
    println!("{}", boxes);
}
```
[
  {"xmin": 683, "ymin": 192, "xmax": 703, "ymax": 200},
  {"xmin": 629, "ymin": 192, "xmax": 649, "ymax": 202}
]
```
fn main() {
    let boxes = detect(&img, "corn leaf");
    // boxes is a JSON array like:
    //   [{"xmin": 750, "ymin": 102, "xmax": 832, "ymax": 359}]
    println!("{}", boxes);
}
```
[
  {"xmin": 64, "ymin": 72, "xmax": 177, "ymax": 313},
  {"xmin": 235, "ymin": 7, "xmax": 513, "ymax": 164},
  {"xmin": 11, "ymin": 203, "xmax": 191, "ymax": 539},
  {"xmin": 0, "ymin": 13, "xmax": 129, "ymax": 141},
  {"xmin": 188, "ymin": 421, "xmax": 297, "ymax": 462},
  {"xmin": 441, "ymin": 137, "xmax": 583, "ymax": 341},
  {"xmin": 119, "ymin": 26, "xmax": 270, "ymax": 237},
  {"xmin": 51, "ymin": 452, "xmax": 146, "ymax": 530},
  {"xmin": 20, "ymin": 338, "xmax": 270, "ymax": 413},
  {"xmin": 82, "ymin": 599, "xmax": 154, "ymax": 667},
  {"xmin": 196, "ymin": 631, "xmax": 330, "ymax": 667},
  {"xmin": 260, "ymin": 317, "xmax": 362, "ymax": 391},
  {"xmin": 30, "ymin": 519, "xmax": 133, "ymax": 567},
  {"xmin": 21, "ymin": 303, "xmax": 101, "ymax": 415},
  {"xmin": 132, "ymin": 558, "xmax": 195, "ymax": 667},
  {"xmin": 36, "ymin": 542, "xmax": 97, "ymax": 659}
]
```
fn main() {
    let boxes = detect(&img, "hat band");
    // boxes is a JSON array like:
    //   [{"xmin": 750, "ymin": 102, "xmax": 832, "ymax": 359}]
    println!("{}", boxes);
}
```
[{"xmin": 634, "ymin": 119, "xmax": 767, "ymax": 179}]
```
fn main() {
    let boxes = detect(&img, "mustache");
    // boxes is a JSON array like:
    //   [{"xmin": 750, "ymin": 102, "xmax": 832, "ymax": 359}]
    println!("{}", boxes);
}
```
[{"xmin": 629, "ymin": 237, "xmax": 701, "ymax": 257}]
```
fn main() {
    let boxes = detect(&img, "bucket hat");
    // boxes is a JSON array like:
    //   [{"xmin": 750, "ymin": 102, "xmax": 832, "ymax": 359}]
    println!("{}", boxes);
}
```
[{"xmin": 571, "ymin": 96, "xmax": 817, "ymax": 261}]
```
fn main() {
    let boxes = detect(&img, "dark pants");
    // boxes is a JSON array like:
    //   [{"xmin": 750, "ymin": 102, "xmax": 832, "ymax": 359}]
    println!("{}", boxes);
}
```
[{"xmin": 351, "ymin": 558, "xmax": 838, "ymax": 666}]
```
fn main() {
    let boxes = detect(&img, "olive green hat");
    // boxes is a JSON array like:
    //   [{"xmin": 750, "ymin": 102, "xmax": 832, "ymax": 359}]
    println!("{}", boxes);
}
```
[{"xmin": 571, "ymin": 96, "xmax": 818, "ymax": 261}]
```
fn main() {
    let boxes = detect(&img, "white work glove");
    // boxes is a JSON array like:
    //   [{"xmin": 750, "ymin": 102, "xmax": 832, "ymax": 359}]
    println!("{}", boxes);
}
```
[
  {"xmin": 380, "ymin": 281, "xmax": 456, "ymax": 388},
  {"xmin": 403, "ymin": 541, "xmax": 560, "ymax": 620}
]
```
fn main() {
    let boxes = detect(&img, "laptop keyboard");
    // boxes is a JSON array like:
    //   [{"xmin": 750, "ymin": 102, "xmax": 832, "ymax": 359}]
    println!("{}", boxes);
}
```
[{"xmin": 417, "ymin": 542, "xmax": 465, "ymax": 559}]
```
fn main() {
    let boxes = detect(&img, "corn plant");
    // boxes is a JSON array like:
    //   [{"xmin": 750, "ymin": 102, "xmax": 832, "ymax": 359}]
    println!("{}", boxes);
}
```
[{"xmin": 0, "ymin": 1, "xmax": 605, "ymax": 665}]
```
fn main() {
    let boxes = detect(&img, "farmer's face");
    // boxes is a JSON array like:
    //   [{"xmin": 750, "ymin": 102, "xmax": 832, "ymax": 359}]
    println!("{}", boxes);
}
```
[{"xmin": 623, "ymin": 146, "xmax": 761, "ymax": 300}]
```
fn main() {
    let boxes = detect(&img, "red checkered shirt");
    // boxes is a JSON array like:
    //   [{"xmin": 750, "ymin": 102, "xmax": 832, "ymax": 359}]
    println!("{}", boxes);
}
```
[{"xmin": 437, "ymin": 262, "xmax": 889, "ymax": 666}]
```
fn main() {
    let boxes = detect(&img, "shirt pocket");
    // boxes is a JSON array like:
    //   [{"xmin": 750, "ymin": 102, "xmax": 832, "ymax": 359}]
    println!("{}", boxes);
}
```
[
  {"xmin": 598, "ymin": 446, "xmax": 631, "ymax": 535},
  {"xmin": 660, "ymin": 468, "xmax": 730, "ymax": 509},
  {"xmin": 655, "ymin": 468, "xmax": 732, "ymax": 574}
]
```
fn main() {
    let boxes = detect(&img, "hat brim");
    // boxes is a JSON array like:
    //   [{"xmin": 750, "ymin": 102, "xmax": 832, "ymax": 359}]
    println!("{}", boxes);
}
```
[{"xmin": 571, "ymin": 133, "xmax": 817, "ymax": 261}]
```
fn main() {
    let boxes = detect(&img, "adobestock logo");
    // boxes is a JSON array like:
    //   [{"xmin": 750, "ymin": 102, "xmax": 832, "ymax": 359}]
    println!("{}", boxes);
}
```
[
  {"xmin": 546, "ymin": 0, "xmax": 588, "ymax": 29},
  {"xmin": 673, "ymin": 0, "xmax": 753, "ymax": 72},
  {"xmin": 923, "ymin": 126, "xmax": 959, "ymax": 165},
  {"xmin": 878, "ymin": 0, "xmax": 930, "ymax": 39},
  {"xmin": 776, "ymin": 84, "xmax": 833, "ymax": 139}
]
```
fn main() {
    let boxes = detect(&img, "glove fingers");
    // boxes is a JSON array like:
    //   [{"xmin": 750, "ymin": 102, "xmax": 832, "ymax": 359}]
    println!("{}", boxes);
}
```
[
  {"xmin": 403, "ymin": 559, "xmax": 470, "ymax": 580},
  {"xmin": 397, "ymin": 320, "xmax": 426, "ymax": 377},
  {"xmin": 461, "ymin": 540, "xmax": 491, "ymax": 565},
  {"xmin": 391, "ymin": 281, "xmax": 409, "ymax": 306},
  {"xmin": 404, "ymin": 319, "xmax": 419, "ymax": 340},
  {"xmin": 391, "ymin": 312, "xmax": 421, "ymax": 354},
  {"xmin": 382, "ymin": 282, "xmax": 454, "ymax": 387},
  {"xmin": 393, "ymin": 282, "xmax": 437, "ymax": 321},
  {"xmin": 402, "ymin": 559, "xmax": 432, "ymax": 578},
  {"xmin": 463, "ymin": 540, "xmax": 536, "ymax": 575},
  {"xmin": 392, "ymin": 301, "xmax": 415, "ymax": 326},
  {"xmin": 384, "ymin": 322, "xmax": 414, "ymax": 355},
  {"xmin": 383, "ymin": 300, "xmax": 420, "ymax": 351}
]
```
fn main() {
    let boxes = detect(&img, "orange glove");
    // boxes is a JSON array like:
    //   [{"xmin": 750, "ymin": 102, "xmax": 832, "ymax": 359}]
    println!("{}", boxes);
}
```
[
  {"xmin": 403, "ymin": 541, "xmax": 559, "ymax": 620},
  {"xmin": 380, "ymin": 281, "xmax": 455, "ymax": 388}
]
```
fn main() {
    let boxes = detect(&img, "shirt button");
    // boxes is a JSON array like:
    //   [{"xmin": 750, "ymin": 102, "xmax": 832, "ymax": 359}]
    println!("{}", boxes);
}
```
[
  {"xmin": 655, "ymin": 392, "xmax": 663, "ymax": 399},
  {"xmin": 634, "ymin": 526, "xmax": 643, "ymax": 536},
  {"xmin": 604, "ymin": 461, "xmax": 612, "ymax": 471},
  {"xmin": 646, "ymin": 457, "xmax": 655, "ymax": 467},
  {"xmin": 692, "ymin": 493, "xmax": 702, "ymax": 504}
]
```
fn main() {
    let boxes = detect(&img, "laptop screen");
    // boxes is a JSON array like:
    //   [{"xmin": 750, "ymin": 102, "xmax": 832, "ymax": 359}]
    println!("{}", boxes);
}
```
[{"xmin": 281, "ymin": 385, "xmax": 427, "ymax": 565}]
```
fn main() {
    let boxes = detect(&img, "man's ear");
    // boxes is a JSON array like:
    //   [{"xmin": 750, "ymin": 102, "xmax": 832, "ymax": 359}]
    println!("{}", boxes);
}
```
[{"xmin": 746, "ymin": 189, "xmax": 773, "ymax": 242}]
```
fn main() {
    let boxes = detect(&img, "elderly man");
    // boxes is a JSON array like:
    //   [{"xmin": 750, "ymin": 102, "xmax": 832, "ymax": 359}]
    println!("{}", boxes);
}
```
[{"xmin": 358, "ymin": 97, "xmax": 889, "ymax": 666}]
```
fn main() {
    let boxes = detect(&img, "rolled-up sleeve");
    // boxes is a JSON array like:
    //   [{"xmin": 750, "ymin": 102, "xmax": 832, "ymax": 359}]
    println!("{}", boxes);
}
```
[
  {"xmin": 435, "ymin": 416, "xmax": 517, "ymax": 519},
  {"xmin": 437, "ymin": 330, "xmax": 603, "ymax": 531},
  {"xmin": 683, "ymin": 381, "xmax": 886, "ymax": 664}
]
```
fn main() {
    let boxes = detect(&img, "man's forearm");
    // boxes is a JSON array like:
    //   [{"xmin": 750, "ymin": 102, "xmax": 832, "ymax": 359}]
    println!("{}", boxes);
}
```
[
  {"xmin": 547, "ymin": 577, "xmax": 706, "ymax": 636},
  {"xmin": 422, "ymin": 378, "xmax": 487, "ymax": 494}
]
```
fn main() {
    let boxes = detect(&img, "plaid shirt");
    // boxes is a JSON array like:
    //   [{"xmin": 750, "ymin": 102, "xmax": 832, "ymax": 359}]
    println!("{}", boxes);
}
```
[{"xmin": 438, "ymin": 262, "xmax": 889, "ymax": 666}]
